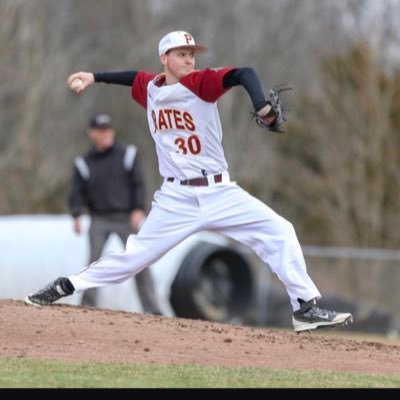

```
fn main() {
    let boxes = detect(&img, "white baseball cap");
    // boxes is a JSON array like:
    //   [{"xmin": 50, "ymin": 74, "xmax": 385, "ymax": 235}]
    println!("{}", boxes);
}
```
[{"xmin": 158, "ymin": 31, "xmax": 207, "ymax": 56}]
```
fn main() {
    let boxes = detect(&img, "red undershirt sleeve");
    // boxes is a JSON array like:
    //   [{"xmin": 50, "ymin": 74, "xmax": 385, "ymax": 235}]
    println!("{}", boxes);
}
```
[
  {"xmin": 131, "ymin": 71, "xmax": 157, "ymax": 109},
  {"xmin": 179, "ymin": 67, "xmax": 235, "ymax": 102}
]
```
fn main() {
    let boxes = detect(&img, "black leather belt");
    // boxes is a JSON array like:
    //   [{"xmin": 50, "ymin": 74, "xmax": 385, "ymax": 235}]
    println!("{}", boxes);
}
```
[{"xmin": 166, "ymin": 174, "xmax": 223, "ymax": 186}]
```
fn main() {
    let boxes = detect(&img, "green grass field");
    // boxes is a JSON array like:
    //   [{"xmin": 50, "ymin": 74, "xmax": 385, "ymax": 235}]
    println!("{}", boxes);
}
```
[{"xmin": 1, "ymin": 358, "xmax": 399, "ymax": 388}]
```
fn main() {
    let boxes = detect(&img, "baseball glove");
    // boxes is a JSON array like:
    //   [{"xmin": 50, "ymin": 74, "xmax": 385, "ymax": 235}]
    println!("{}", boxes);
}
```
[{"xmin": 252, "ymin": 85, "xmax": 291, "ymax": 133}]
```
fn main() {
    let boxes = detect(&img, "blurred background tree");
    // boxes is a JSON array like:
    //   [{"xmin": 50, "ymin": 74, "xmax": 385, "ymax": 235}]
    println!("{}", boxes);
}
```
[
  {"xmin": 1, "ymin": 0, "xmax": 400, "ymax": 248},
  {"xmin": 274, "ymin": 42, "xmax": 400, "ymax": 248}
]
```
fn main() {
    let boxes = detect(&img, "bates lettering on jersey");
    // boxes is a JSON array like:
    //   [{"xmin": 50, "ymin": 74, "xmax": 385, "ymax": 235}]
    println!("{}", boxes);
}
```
[{"xmin": 151, "ymin": 109, "xmax": 196, "ymax": 132}]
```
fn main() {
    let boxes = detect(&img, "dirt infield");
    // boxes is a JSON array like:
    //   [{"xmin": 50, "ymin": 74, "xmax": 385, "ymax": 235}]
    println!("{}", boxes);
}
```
[{"xmin": 1, "ymin": 299, "xmax": 399, "ymax": 374}]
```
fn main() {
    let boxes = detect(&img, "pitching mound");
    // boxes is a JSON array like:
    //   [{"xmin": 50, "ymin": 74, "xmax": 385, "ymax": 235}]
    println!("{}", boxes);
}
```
[{"xmin": 1, "ymin": 299, "xmax": 399, "ymax": 374}]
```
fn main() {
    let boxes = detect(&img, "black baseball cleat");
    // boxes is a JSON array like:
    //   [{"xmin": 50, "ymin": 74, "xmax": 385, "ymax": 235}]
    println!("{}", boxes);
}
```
[
  {"xmin": 292, "ymin": 298, "xmax": 353, "ymax": 333},
  {"xmin": 24, "ymin": 277, "xmax": 74, "ymax": 307}
]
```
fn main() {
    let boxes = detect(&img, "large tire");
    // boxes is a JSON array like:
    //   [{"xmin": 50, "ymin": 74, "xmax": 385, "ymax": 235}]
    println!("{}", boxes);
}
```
[{"xmin": 170, "ymin": 242, "xmax": 254, "ymax": 323}]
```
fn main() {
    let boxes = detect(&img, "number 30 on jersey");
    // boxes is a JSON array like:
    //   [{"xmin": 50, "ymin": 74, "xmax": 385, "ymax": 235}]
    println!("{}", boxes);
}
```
[{"xmin": 174, "ymin": 135, "xmax": 201, "ymax": 155}]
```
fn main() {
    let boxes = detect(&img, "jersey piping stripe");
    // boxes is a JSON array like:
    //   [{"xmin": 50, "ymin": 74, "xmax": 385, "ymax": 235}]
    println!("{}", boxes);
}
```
[
  {"xmin": 74, "ymin": 156, "xmax": 90, "ymax": 180},
  {"xmin": 123, "ymin": 145, "xmax": 137, "ymax": 171}
]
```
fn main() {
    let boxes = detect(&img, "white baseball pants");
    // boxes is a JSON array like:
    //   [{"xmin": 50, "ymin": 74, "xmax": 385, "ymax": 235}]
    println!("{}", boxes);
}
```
[{"xmin": 69, "ymin": 173, "xmax": 321, "ymax": 311}]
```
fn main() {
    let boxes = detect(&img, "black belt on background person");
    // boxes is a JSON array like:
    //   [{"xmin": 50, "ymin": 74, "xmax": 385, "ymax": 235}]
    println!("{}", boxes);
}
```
[{"xmin": 166, "ymin": 173, "xmax": 223, "ymax": 186}]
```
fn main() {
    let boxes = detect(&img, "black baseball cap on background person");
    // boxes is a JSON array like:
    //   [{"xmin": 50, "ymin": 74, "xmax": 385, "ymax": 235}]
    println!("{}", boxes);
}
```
[{"xmin": 89, "ymin": 114, "xmax": 112, "ymax": 129}]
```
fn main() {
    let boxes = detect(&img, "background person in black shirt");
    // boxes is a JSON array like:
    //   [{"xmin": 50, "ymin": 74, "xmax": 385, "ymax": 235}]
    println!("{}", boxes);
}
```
[{"xmin": 68, "ymin": 113, "xmax": 162, "ymax": 314}]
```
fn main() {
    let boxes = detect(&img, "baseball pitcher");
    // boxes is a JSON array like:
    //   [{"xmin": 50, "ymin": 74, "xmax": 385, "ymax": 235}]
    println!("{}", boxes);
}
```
[{"xmin": 25, "ymin": 31, "xmax": 352, "ymax": 333}]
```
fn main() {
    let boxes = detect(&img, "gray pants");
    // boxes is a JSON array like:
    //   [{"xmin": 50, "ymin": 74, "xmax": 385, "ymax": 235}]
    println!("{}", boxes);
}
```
[{"xmin": 81, "ymin": 214, "xmax": 161, "ymax": 314}]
